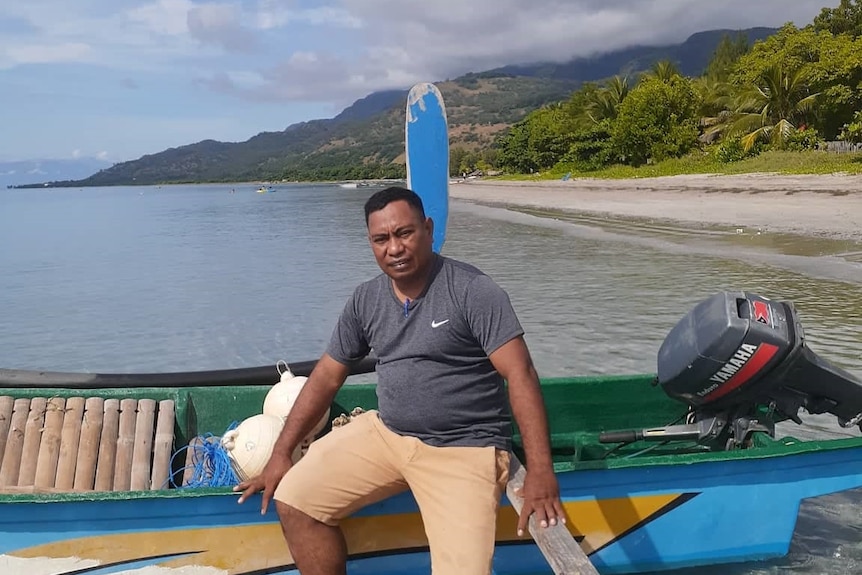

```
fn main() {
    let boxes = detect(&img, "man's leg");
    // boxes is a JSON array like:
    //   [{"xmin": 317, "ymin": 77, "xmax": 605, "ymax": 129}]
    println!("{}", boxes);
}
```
[
  {"xmin": 273, "ymin": 411, "xmax": 409, "ymax": 575},
  {"xmin": 276, "ymin": 501, "xmax": 349, "ymax": 575},
  {"xmin": 404, "ymin": 445, "xmax": 510, "ymax": 575}
]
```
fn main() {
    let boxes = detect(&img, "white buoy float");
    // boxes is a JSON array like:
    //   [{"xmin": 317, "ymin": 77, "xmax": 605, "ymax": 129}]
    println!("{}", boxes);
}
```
[
  {"xmin": 221, "ymin": 413, "xmax": 284, "ymax": 481},
  {"xmin": 263, "ymin": 361, "xmax": 329, "ymax": 438}
]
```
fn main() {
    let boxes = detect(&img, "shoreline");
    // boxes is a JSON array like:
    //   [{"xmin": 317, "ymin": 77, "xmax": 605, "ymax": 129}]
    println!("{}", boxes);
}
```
[{"xmin": 450, "ymin": 174, "xmax": 862, "ymax": 242}]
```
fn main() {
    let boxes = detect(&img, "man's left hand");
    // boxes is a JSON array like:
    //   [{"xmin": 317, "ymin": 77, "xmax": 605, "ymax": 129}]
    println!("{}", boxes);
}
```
[{"xmin": 514, "ymin": 466, "xmax": 565, "ymax": 537}]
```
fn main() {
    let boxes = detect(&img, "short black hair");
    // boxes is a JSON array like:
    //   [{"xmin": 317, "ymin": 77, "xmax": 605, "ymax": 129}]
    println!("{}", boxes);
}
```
[{"xmin": 364, "ymin": 186, "xmax": 426, "ymax": 225}]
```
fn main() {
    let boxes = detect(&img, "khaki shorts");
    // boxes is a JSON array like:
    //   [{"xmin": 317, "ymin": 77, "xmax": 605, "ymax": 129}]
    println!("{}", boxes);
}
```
[{"xmin": 274, "ymin": 410, "xmax": 511, "ymax": 575}]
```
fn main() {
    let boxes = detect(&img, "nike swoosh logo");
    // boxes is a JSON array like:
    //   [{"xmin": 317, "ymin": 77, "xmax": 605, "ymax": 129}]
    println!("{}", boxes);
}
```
[{"xmin": 431, "ymin": 319, "xmax": 450, "ymax": 328}]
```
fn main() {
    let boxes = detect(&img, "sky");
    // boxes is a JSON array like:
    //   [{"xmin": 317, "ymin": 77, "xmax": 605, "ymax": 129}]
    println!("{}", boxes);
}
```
[{"xmin": 0, "ymin": 0, "xmax": 837, "ymax": 164}]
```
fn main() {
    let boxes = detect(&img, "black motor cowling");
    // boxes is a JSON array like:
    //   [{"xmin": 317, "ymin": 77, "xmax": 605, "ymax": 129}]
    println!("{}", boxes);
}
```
[{"xmin": 657, "ymin": 291, "xmax": 862, "ymax": 426}]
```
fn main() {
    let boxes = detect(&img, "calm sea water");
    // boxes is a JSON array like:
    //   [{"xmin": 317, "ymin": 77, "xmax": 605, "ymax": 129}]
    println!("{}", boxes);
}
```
[{"xmin": 2, "ymin": 182, "xmax": 862, "ymax": 574}]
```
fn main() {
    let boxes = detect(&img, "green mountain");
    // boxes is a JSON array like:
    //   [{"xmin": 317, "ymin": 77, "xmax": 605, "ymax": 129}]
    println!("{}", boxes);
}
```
[
  {"xmin": 43, "ymin": 27, "xmax": 777, "ymax": 187},
  {"xmin": 490, "ymin": 27, "xmax": 777, "ymax": 79}
]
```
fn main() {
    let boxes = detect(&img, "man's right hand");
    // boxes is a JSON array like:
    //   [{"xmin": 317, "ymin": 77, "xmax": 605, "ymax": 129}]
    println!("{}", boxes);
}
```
[{"xmin": 233, "ymin": 455, "xmax": 293, "ymax": 515}]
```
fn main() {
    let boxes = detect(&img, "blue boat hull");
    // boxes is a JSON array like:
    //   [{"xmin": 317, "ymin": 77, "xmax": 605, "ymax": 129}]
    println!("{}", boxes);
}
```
[{"xmin": 4, "ymin": 441, "xmax": 862, "ymax": 574}]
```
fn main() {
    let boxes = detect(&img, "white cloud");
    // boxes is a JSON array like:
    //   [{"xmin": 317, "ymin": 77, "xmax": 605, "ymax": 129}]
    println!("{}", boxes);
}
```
[
  {"xmin": 1, "ymin": 42, "xmax": 92, "ymax": 68},
  {"xmin": 253, "ymin": 1, "xmax": 361, "ymax": 30},
  {"xmin": 0, "ymin": 0, "xmax": 839, "ymax": 162},
  {"xmin": 298, "ymin": 7, "xmax": 362, "ymax": 28},
  {"xmin": 216, "ymin": 0, "xmax": 829, "ymax": 106},
  {"xmin": 0, "ymin": 2, "xmax": 196, "ymax": 71},
  {"xmin": 187, "ymin": 3, "xmax": 257, "ymax": 52},
  {"xmin": 336, "ymin": 0, "xmax": 818, "ymax": 75},
  {"xmin": 126, "ymin": 0, "xmax": 195, "ymax": 36}
]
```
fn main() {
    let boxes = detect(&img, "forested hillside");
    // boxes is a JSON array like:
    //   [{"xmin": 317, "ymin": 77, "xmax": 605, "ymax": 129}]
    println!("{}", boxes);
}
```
[
  {"xmin": 496, "ymin": 1, "xmax": 862, "ymax": 176},
  {"xmin": 33, "ymin": 25, "xmax": 786, "ymax": 187}
]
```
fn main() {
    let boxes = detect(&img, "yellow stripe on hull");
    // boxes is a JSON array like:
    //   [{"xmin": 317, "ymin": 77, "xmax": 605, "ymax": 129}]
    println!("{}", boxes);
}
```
[{"xmin": 11, "ymin": 494, "xmax": 689, "ymax": 573}]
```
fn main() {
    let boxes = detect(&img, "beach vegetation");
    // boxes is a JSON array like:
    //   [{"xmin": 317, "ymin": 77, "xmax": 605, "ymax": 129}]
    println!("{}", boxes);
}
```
[
  {"xmin": 501, "ymin": 149, "xmax": 862, "ymax": 180},
  {"xmin": 642, "ymin": 60, "xmax": 682, "ymax": 83},
  {"xmin": 611, "ymin": 76, "xmax": 700, "ymax": 165},
  {"xmin": 725, "ymin": 65, "xmax": 821, "ymax": 152},
  {"xmin": 813, "ymin": 0, "xmax": 862, "ymax": 37},
  {"xmin": 840, "ymin": 111, "xmax": 862, "ymax": 143},
  {"xmin": 494, "ymin": 4, "xmax": 862, "ymax": 179},
  {"xmin": 713, "ymin": 137, "xmax": 762, "ymax": 164}
]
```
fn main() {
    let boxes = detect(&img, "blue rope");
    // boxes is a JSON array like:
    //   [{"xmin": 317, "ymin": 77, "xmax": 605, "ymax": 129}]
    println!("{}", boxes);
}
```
[{"xmin": 168, "ymin": 422, "xmax": 240, "ymax": 489}]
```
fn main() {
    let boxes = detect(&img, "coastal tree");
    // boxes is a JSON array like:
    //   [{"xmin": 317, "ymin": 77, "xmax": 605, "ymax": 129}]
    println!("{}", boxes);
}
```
[
  {"xmin": 731, "ymin": 25, "xmax": 862, "ymax": 138},
  {"xmin": 560, "ymin": 122, "xmax": 616, "ymax": 171},
  {"xmin": 645, "ymin": 60, "xmax": 682, "ymax": 83},
  {"xmin": 611, "ymin": 75, "xmax": 701, "ymax": 165},
  {"xmin": 813, "ymin": 0, "xmax": 862, "ymax": 37},
  {"xmin": 705, "ymin": 33, "xmax": 751, "ymax": 81},
  {"xmin": 800, "ymin": 32, "xmax": 862, "ymax": 137},
  {"xmin": 495, "ymin": 121, "xmax": 534, "ymax": 172},
  {"xmin": 693, "ymin": 75, "xmax": 736, "ymax": 143},
  {"xmin": 524, "ymin": 104, "xmax": 579, "ymax": 168},
  {"xmin": 840, "ymin": 110, "xmax": 862, "ymax": 143},
  {"xmin": 584, "ymin": 76, "xmax": 630, "ymax": 123},
  {"xmin": 450, "ymin": 147, "xmax": 473, "ymax": 176},
  {"xmin": 729, "ymin": 65, "xmax": 820, "ymax": 152},
  {"xmin": 496, "ymin": 102, "xmax": 579, "ymax": 171}
]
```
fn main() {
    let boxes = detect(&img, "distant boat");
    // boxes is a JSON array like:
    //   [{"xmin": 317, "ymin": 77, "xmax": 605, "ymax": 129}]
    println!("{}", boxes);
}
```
[{"xmin": 256, "ymin": 186, "xmax": 268, "ymax": 193}]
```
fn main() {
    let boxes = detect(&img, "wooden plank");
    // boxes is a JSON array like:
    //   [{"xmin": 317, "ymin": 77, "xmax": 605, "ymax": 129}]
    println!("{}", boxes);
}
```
[
  {"xmin": 18, "ymin": 397, "xmax": 47, "ymax": 486},
  {"xmin": 74, "ymin": 397, "xmax": 104, "ymax": 491},
  {"xmin": 55, "ymin": 397, "xmax": 86, "ymax": 491},
  {"xmin": 34, "ymin": 397, "xmax": 66, "ymax": 488},
  {"xmin": 94, "ymin": 398, "xmax": 120, "ymax": 491},
  {"xmin": 113, "ymin": 398, "xmax": 138, "ymax": 491},
  {"xmin": 506, "ymin": 454, "xmax": 599, "ymax": 575},
  {"xmin": 0, "ymin": 398, "xmax": 30, "ymax": 486},
  {"xmin": 0, "ymin": 484, "xmax": 73, "ymax": 495},
  {"xmin": 150, "ymin": 399, "xmax": 176, "ymax": 490},
  {"xmin": 130, "ymin": 399, "xmax": 156, "ymax": 490},
  {"xmin": 0, "ymin": 396, "xmax": 14, "ymax": 470}
]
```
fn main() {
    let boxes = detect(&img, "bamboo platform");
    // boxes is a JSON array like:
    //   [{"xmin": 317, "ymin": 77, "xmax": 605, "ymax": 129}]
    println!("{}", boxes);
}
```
[{"xmin": 0, "ymin": 396, "xmax": 175, "ymax": 494}]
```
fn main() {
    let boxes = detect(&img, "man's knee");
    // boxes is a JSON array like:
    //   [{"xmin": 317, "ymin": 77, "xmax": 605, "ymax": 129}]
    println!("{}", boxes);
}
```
[{"xmin": 276, "ymin": 500, "xmax": 319, "ymax": 538}]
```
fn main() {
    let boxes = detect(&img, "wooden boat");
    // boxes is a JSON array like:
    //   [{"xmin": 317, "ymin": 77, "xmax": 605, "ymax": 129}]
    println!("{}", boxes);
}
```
[{"xmin": 2, "ymin": 292, "xmax": 862, "ymax": 575}]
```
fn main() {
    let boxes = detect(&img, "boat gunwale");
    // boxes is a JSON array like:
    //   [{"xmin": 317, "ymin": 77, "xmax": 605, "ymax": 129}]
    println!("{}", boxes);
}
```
[
  {"xmin": 0, "ymin": 357, "xmax": 378, "ymax": 389},
  {"xmin": 2, "ymin": 375, "xmax": 862, "ymax": 504}
]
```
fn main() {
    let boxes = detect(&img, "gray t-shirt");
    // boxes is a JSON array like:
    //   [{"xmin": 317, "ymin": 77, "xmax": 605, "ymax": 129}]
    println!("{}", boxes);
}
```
[{"xmin": 326, "ymin": 255, "xmax": 524, "ymax": 449}]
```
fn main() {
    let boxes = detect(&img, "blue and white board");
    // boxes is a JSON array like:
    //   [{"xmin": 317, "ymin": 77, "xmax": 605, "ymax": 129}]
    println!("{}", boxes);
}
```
[{"xmin": 405, "ymin": 82, "xmax": 449, "ymax": 254}]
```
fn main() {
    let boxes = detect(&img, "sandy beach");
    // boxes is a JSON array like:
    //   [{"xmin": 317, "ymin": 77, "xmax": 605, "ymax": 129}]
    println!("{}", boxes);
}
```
[{"xmin": 451, "ymin": 174, "xmax": 862, "ymax": 242}]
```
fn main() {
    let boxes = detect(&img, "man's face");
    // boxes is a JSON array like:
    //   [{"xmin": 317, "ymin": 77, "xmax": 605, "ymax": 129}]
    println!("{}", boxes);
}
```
[{"xmin": 367, "ymin": 199, "xmax": 434, "ymax": 283}]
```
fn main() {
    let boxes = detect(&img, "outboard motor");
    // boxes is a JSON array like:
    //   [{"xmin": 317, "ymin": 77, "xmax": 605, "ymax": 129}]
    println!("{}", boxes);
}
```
[{"xmin": 600, "ymin": 291, "xmax": 862, "ymax": 450}]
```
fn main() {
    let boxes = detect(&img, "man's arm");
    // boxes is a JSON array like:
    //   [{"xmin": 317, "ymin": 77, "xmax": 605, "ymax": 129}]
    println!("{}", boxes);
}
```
[
  {"xmin": 489, "ymin": 336, "xmax": 565, "ymax": 536},
  {"xmin": 235, "ymin": 353, "xmax": 352, "ymax": 513},
  {"xmin": 271, "ymin": 353, "xmax": 352, "ymax": 458}
]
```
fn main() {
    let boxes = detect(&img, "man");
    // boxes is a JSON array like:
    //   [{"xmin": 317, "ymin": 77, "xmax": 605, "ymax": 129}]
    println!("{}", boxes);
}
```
[{"xmin": 235, "ymin": 186, "xmax": 563, "ymax": 575}]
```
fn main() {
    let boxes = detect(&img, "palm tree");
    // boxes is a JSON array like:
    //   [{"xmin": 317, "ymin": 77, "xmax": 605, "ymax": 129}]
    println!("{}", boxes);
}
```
[
  {"xmin": 585, "ymin": 75, "xmax": 630, "ymax": 123},
  {"xmin": 693, "ymin": 75, "xmax": 736, "ymax": 143},
  {"xmin": 646, "ymin": 60, "xmax": 681, "ymax": 83},
  {"xmin": 728, "ymin": 65, "xmax": 820, "ymax": 151}
]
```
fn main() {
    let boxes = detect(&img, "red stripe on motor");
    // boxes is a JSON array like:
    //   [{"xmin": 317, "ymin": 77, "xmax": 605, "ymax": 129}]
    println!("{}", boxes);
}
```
[{"xmin": 704, "ymin": 343, "xmax": 780, "ymax": 401}]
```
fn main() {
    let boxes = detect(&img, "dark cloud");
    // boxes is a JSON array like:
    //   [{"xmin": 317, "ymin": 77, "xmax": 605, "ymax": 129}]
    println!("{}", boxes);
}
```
[
  {"xmin": 213, "ymin": 0, "xmax": 834, "ymax": 106},
  {"xmin": 343, "ymin": 0, "xmax": 830, "ymax": 72}
]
